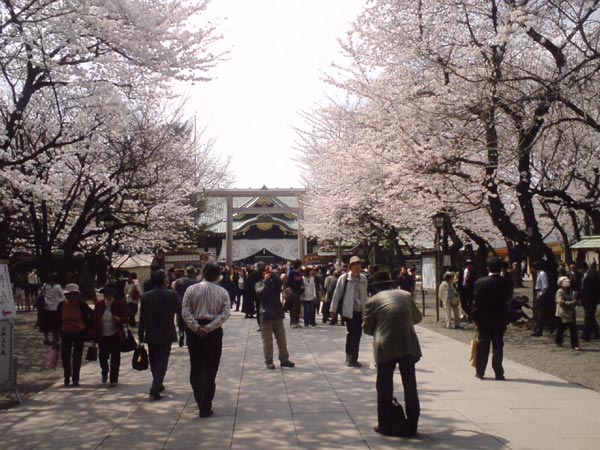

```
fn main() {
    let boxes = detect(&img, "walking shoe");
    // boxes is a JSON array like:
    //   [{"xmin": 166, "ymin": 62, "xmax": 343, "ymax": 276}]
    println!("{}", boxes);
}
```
[
  {"xmin": 280, "ymin": 360, "xmax": 295, "ymax": 368},
  {"xmin": 475, "ymin": 373, "xmax": 484, "ymax": 379},
  {"xmin": 346, "ymin": 360, "xmax": 362, "ymax": 368},
  {"xmin": 290, "ymin": 323, "xmax": 299, "ymax": 329},
  {"xmin": 108, "ymin": 382, "xmax": 117, "ymax": 388},
  {"xmin": 101, "ymin": 375, "xmax": 108, "ymax": 383},
  {"xmin": 495, "ymin": 375, "xmax": 506, "ymax": 381},
  {"xmin": 266, "ymin": 363, "xmax": 276, "ymax": 370},
  {"xmin": 573, "ymin": 347, "xmax": 581, "ymax": 351},
  {"xmin": 158, "ymin": 384, "xmax": 165, "ymax": 393},
  {"xmin": 199, "ymin": 409, "xmax": 214, "ymax": 418},
  {"xmin": 64, "ymin": 379, "xmax": 70, "ymax": 386},
  {"xmin": 72, "ymin": 381, "xmax": 80, "ymax": 387},
  {"xmin": 149, "ymin": 391, "xmax": 162, "ymax": 400}
]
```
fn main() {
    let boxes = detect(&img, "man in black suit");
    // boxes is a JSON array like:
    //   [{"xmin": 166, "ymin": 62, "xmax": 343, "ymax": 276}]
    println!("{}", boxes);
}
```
[
  {"xmin": 472, "ymin": 257, "xmax": 513, "ymax": 380},
  {"xmin": 139, "ymin": 270, "xmax": 180, "ymax": 400},
  {"xmin": 458, "ymin": 260, "xmax": 477, "ymax": 322}
]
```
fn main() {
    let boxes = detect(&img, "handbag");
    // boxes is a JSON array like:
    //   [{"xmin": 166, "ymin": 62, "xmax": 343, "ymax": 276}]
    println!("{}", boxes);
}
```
[
  {"xmin": 132, "ymin": 344, "xmax": 149, "ymax": 371},
  {"xmin": 35, "ymin": 294, "xmax": 46, "ymax": 310},
  {"xmin": 120, "ymin": 326, "xmax": 137, "ymax": 353},
  {"xmin": 391, "ymin": 397, "xmax": 409, "ymax": 436},
  {"xmin": 46, "ymin": 343, "xmax": 59, "ymax": 369},
  {"xmin": 85, "ymin": 345, "xmax": 98, "ymax": 362}
]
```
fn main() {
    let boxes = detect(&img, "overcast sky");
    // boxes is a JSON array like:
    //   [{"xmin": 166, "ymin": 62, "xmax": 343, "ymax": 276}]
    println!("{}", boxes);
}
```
[{"xmin": 185, "ymin": 0, "xmax": 367, "ymax": 189}]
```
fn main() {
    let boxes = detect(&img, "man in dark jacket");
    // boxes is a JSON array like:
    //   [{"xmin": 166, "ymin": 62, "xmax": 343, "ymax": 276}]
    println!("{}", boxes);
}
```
[
  {"xmin": 472, "ymin": 258, "xmax": 513, "ymax": 380},
  {"xmin": 580, "ymin": 263, "xmax": 600, "ymax": 341},
  {"xmin": 173, "ymin": 266, "xmax": 199, "ymax": 346},
  {"xmin": 255, "ymin": 265, "xmax": 295, "ymax": 370},
  {"xmin": 139, "ymin": 270, "xmax": 180, "ymax": 400},
  {"xmin": 458, "ymin": 260, "xmax": 477, "ymax": 322}
]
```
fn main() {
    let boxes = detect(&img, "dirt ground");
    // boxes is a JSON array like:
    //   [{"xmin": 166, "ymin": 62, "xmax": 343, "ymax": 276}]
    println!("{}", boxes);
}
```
[
  {"xmin": 0, "ymin": 310, "xmax": 97, "ymax": 410},
  {"xmin": 417, "ymin": 280, "xmax": 600, "ymax": 392}
]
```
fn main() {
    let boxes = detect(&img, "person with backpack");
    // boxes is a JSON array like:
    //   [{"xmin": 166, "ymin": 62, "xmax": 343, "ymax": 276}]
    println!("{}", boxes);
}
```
[{"xmin": 329, "ymin": 256, "xmax": 369, "ymax": 367}]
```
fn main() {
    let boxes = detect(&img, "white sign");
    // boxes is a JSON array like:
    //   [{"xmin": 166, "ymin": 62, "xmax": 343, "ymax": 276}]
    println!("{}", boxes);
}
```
[
  {"xmin": 0, "ymin": 319, "xmax": 15, "ymax": 390},
  {"xmin": 421, "ymin": 256, "xmax": 436, "ymax": 290},
  {"xmin": 0, "ymin": 263, "xmax": 16, "ymax": 319}
]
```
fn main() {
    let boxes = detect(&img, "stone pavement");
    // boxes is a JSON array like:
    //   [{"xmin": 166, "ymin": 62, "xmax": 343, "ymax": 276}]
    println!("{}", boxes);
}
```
[{"xmin": 1, "ymin": 312, "xmax": 599, "ymax": 450}]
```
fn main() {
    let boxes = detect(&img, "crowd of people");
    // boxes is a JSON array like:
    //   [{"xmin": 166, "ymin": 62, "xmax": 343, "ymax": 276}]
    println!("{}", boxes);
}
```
[{"xmin": 12, "ymin": 253, "xmax": 600, "ymax": 438}]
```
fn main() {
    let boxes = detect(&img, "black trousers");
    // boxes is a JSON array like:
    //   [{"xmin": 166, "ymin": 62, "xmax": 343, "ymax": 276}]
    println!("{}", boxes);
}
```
[
  {"xmin": 99, "ymin": 334, "xmax": 122, "ymax": 383},
  {"xmin": 186, "ymin": 327, "xmax": 223, "ymax": 414},
  {"xmin": 128, "ymin": 303, "xmax": 138, "ymax": 327},
  {"xmin": 376, "ymin": 356, "xmax": 420, "ymax": 435},
  {"xmin": 345, "ymin": 311, "xmax": 363, "ymax": 361},
  {"xmin": 556, "ymin": 320, "xmax": 579, "ymax": 348},
  {"xmin": 582, "ymin": 303, "xmax": 599, "ymax": 340},
  {"xmin": 460, "ymin": 292, "xmax": 473, "ymax": 320},
  {"xmin": 476, "ymin": 325, "xmax": 506, "ymax": 378},
  {"xmin": 147, "ymin": 340, "xmax": 172, "ymax": 394},
  {"xmin": 60, "ymin": 331, "xmax": 85, "ymax": 383},
  {"xmin": 321, "ymin": 301, "xmax": 331, "ymax": 322},
  {"xmin": 289, "ymin": 293, "xmax": 301, "ymax": 325}
]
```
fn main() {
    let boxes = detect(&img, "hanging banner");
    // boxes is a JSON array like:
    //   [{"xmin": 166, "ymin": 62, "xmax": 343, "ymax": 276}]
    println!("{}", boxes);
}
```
[{"xmin": 0, "ymin": 262, "xmax": 16, "ymax": 319}]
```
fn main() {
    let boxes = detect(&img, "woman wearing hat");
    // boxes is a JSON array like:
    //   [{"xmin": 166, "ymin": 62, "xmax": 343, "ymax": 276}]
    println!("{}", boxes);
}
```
[
  {"xmin": 56, "ymin": 284, "xmax": 94, "ymax": 386},
  {"xmin": 94, "ymin": 286, "xmax": 128, "ymax": 386},
  {"xmin": 555, "ymin": 276, "xmax": 580, "ymax": 350}
]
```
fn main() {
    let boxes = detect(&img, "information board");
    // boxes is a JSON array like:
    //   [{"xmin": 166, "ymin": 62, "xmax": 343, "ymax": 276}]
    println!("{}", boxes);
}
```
[
  {"xmin": 421, "ymin": 256, "xmax": 436, "ymax": 290},
  {"xmin": 0, "ymin": 262, "xmax": 16, "ymax": 319}
]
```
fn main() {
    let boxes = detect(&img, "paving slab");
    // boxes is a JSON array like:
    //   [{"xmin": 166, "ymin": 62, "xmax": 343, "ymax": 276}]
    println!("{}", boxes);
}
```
[{"xmin": 1, "ymin": 312, "xmax": 600, "ymax": 449}]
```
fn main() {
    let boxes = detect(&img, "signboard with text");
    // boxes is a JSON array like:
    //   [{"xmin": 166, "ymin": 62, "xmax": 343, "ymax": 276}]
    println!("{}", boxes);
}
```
[
  {"xmin": 421, "ymin": 256, "xmax": 436, "ymax": 290},
  {"xmin": 0, "ymin": 262, "xmax": 16, "ymax": 319}
]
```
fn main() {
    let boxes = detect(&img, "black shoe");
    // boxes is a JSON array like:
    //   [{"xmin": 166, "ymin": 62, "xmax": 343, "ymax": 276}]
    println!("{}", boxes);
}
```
[
  {"xmin": 101, "ymin": 375, "xmax": 108, "ymax": 383},
  {"xmin": 158, "ymin": 385, "xmax": 165, "ymax": 393},
  {"xmin": 346, "ymin": 360, "xmax": 362, "ymax": 368},
  {"xmin": 149, "ymin": 391, "xmax": 162, "ymax": 400},
  {"xmin": 475, "ymin": 373, "xmax": 484, "ymax": 379},
  {"xmin": 64, "ymin": 379, "xmax": 70, "ymax": 386},
  {"xmin": 280, "ymin": 360, "xmax": 295, "ymax": 368},
  {"xmin": 266, "ymin": 363, "xmax": 276, "ymax": 370},
  {"xmin": 495, "ymin": 375, "xmax": 506, "ymax": 381},
  {"xmin": 72, "ymin": 381, "xmax": 79, "ymax": 387},
  {"xmin": 178, "ymin": 334, "xmax": 185, "ymax": 347},
  {"xmin": 199, "ymin": 409, "xmax": 214, "ymax": 418}
]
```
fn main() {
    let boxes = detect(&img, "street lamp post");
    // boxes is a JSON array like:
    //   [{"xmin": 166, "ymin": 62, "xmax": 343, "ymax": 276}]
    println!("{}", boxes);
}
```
[{"xmin": 432, "ymin": 212, "xmax": 446, "ymax": 322}]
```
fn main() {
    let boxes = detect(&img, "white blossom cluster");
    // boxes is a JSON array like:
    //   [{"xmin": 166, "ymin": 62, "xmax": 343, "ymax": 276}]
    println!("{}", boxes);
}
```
[{"xmin": 299, "ymin": 0, "xmax": 600, "ymax": 261}]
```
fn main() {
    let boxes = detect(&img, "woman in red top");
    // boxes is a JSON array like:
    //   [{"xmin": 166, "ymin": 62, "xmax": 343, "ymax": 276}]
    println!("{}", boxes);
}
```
[
  {"xmin": 93, "ymin": 286, "xmax": 128, "ymax": 387},
  {"xmin": 56, "ymin": 284, "xmax": 93, "ymax": 387}
]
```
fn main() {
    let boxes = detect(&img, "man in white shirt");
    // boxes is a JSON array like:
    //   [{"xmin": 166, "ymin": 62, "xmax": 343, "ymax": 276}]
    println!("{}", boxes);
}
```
[
  {"xmin": 182, "ymin": 262, "xmax": 231, "ymax": 418},
  {"xmin": 531, "ymin": 260, "xmax": 549, "ymax": 336}
]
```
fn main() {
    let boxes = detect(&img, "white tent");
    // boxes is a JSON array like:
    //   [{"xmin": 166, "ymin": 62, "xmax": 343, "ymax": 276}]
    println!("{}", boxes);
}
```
[{"xmin": 112, "ymin": 254, "xmax": 154, "ymax": 285}]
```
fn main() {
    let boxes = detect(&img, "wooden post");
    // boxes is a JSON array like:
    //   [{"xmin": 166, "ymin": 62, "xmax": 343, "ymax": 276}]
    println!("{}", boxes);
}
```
[{"xmin": 421, "ymin": 287, "xmax": 426, "ymax": 316}]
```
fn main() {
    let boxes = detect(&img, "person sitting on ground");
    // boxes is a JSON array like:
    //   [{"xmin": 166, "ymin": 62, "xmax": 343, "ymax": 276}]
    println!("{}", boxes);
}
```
[
  {"xmin": 507, "ymin": 295, "xmax": 532, "ymax": 325},
  {"xmin": 255, "ymin": 265, "xmax": 296, "ymax": 370}
]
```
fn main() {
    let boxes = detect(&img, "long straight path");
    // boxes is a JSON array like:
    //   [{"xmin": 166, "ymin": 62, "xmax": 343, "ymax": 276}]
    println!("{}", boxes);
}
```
[{"xmin": 1, "ymin": 311, "xmax": 599, "ymax": 449}]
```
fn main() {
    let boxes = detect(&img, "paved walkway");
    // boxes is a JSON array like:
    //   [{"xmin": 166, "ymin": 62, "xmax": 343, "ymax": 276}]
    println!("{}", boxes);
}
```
[{"xmin": 1, "ymin": 312, "xmax": 599, "ymax": 450}]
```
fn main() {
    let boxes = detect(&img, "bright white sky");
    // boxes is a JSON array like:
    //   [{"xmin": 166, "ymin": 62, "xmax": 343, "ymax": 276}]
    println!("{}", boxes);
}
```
[{"xmin": 184, "ymin": 0, "xmax": 367, "ymax": 189}]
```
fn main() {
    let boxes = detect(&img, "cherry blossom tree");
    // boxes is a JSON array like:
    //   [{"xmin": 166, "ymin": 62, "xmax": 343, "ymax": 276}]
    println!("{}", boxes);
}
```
[
  {"xmin": 299, "ymin": 0, "xmax": 600, "ymax": 274},
  {"xmin": 0, "ymin": 1, "xmax": 228, "ymax": 267}
]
